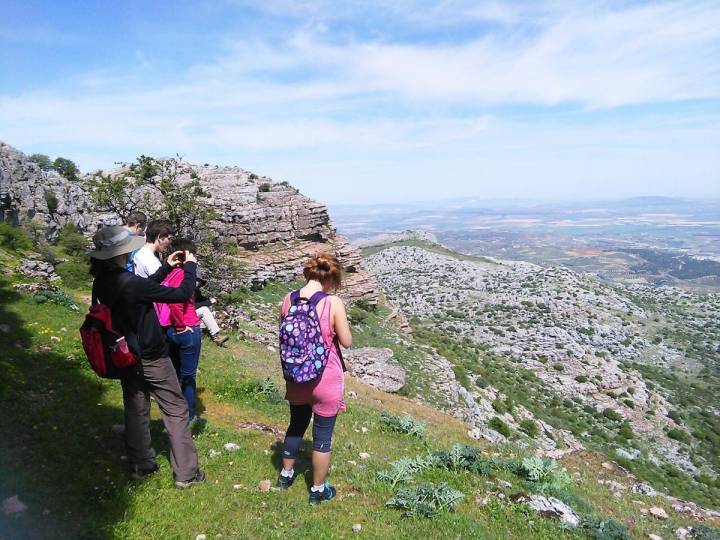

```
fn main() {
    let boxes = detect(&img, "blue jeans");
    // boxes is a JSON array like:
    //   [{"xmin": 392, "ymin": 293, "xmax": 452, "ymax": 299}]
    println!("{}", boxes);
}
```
[{"xmin": 166, "ymin": 326, "xmax": 202, "ymax": 419}]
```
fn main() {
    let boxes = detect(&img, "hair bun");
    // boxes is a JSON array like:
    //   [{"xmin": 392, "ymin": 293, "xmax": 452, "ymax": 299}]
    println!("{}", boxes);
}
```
[{"xmin": 318, "ymin": 261, "xmax": 330, "ymax": 271}]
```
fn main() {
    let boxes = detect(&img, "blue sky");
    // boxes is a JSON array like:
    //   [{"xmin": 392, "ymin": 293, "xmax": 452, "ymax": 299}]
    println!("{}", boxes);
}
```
[{"xmin": 1, "ymin": 0, "xmax": 719, "ymax": 204}]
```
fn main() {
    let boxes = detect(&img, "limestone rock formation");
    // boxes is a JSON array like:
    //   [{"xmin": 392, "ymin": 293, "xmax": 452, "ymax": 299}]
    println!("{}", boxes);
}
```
[
  {"xmin": 0, "ymin": 142, "xmax": 99, "ymax": 242},
  {"xmin": 0, "ymin": 141, "xmax": 379, "ymax": 302},
  {"xmin": 345, "ymin": 347, "xmax": 406, "ymax": 392}
]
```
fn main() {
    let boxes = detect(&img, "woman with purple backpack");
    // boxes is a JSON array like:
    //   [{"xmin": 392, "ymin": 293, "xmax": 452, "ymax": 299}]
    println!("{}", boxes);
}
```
[{"xmin": 277, "ymin": 253, "xmax": 352, "ymax": 504}]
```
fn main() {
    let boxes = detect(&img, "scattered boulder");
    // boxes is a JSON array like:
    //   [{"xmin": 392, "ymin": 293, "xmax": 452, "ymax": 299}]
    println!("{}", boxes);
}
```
[
  {"xmin": 649, "ymin": 506, "xmax": 669, "ymax": 520},
  {"xmin": 208, "ymin": 450, "xmax": 221, "ymax": 458},
  {"xmin": 223, "ymin": 442, "xmax": 240, "ymax": 452},
  {"xmin": 20, "ymin": 260, "xmax": 60, "ymax": 282},
  {"xmin": 258, "ymin": 480, "xmax": 271, "ymax": 493},
  {"xmin": 675, "ymin": 528, "xmax": 691, "ymax": 540},
  {"xmin": 648, "ymin": 534, "xmax": 663, "ymax": 540},
  {"xmin": 346, "ymin": 348, "xmax": 405, "ymax": 393},
  {"xmin": 513, "ymin": 494, "xmax": 580, "ymax": 527},
  {"xmin": 352, "ymin": 523, "xmax": 362, "ymax": 533},
  {"xmin": 616, "ymin": 447, "xmax": 641, "ymax": 461},
  {"xmin": 2, "ymin": 495, "xmax": 28, "ymax": 516},
  {"xmin": 632, "ymin": 482, "xmax": 658, "ymax": 496}
]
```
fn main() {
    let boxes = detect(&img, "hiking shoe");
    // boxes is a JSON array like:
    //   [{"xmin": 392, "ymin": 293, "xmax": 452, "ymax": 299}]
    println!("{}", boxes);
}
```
[
  {"xmin": 175, "ymin": 469, "xmax": 206, "ymax": 489},
  {"xmin": 277, "ymin": 471, "xmax": 297, "ymax": 490},
  {"xmin": 211, "ymin": 333, "xmax": 229, "ymax": 345},
  {"xmin": 129, "ymin": 462, "xmax": 159, "ymax": 481},
  {"xmin": 308, "ymin": 481, "xmax": 336, "ymax": 505}
]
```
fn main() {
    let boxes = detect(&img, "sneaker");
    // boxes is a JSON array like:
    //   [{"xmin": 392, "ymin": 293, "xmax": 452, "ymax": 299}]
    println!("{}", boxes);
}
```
[
  {"xmin": 174, "ymin": 469, "xmax": 206, "ymax": 489},
  {"xmin": 277, "ymin": 470, "xmax": 297, "ymax": 490},
  {"xmin": 308, "ymin": 481, "xmax": 336, "ymax": 505},
  {"xmin": 129, "ymin": 462, "xmax": 159, "ymax": 481},
  {"xmin": 211, "ymin": 333, "xmax": 229, "ymax": 345}
]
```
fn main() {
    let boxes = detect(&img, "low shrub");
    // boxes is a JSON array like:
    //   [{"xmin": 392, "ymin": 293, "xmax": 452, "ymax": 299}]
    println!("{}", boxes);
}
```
[
  {"xmin": 58, "ymin": 223, "xmax": 89, "ymax": 257},
  {"xmin": 348, "ymin": 306, "xmax": 369, "ymax": 325},
  {"xmin": 380, "ymin": 412, "xmax": 427, "ymax": 438},
  {"xmin": 602, "ymin": 409, "xmax": 623, "ymax": 422},
  {"xmin": 553, "ymin": 363, "xmax": 564, "ymax": 371},
  {"xmin": 690, "ymin": 525, "xmax": 720, "ymax": 540},
  {"xmin": 575, "ymin": 375, "xmax": 589, "ymax": 383},
  {"xmin": 56, "ymin": 260, "xmax": 89, "ymax": 289},
  {"xmin": 0, "ymin": 222, "xmax": 32, "ymax": 251},
  {"xmin": 519, "ymin": 419, "xmax": 539, "ymax": 438},
  {"xmin": 488, "ymin": 416, "xmax": 511, "ymax": 438},
  {"xmin": 377, "ymin": 456, "xmax": 436, "ymax": 487},
  {"xmin": 580, "ymin": 516, "xmax": 632, "ymax": 540},
  {"xmin": 32, "ymin": 289, "xmax": 79, "ymax": 312},
  {"xmin": 386, "ymin": 482, "xmax": 463, "ymax": 518},
  {"xmin": 667, "ymin": 428, "xmax": 690, "ymax": 443}
]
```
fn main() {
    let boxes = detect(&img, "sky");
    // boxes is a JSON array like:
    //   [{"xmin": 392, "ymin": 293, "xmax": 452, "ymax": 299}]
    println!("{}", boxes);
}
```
[{"xmin": 1, "ymin": 0, "xmax": 719, "ymax": 204}]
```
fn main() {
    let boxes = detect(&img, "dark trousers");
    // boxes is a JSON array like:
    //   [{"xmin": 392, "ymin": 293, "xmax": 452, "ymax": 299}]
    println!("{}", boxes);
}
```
[
  {"xmin": 166, "ymin": 326, "xmax": 202, "ymax": 419},
  {"xmin": 120, "ymin": 355, "xmax": 199, "ymax": 482}
]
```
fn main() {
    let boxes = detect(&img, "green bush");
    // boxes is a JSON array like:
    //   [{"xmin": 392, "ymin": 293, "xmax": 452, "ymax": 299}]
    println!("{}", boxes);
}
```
[
  {"xmin": 58, "ymin": 223, "xmax": 88, "ymax": 256},
  {"xmin": 53, "ymin": 157, "xmax": 79, "ymax": 181},
  {"xmin": 602, "ymin": 409, "xmax": 623, "ymax": 422},
  {"xmin": 575, "ymin": 375, "xmax": 589, "ymax": 383},
  {"xmin": 580, "ymin": 516, "xmax": 632, "ymax": 540},
  {"xmin": 380, "ymin": 412, "xmax": 426, "ymax": 438},
  {"xmin": 0, "ymin": 222, "xmax": 33, "ymax": 251},
  {"xmin": 519, "ymin": 418, "xmax": 539, "ymax": 438},
  {"xmin": 43, "ymin": 189, "xmax": 59, "ymax": 214},
  {"xmin": 55, "ymin": 260, "xmax": 89, "ymax": 289},
  {"xmin": 28, "ymin": 153, "xmax": 53, "ymax": 170},
  {"xmin": 491, "ymin": 398, "xmax": 506, "ymax": 414},
  {"xmin": 258, "ymin": 183, "xmax": 271, "ymax": 192},
  {"xmin": 690, "ymin": 525, "xmax": 720, "ymax": 540},
  {"xmin": 348, "ymin": 306, "xmax": 369, "ymax": 325},
  {"xmin": 488, "ymin": 416, "xmax": 511, "ymax": 438},
  {"xmin": 667, "ymin": 428, "xmax": 690, "ymax": 443},
  {"xmin": 553, "ymin": 363, "xmax": 564, "ymax": 371},
  {"xmin": 386, "ymin": 482, "xmax": 463, "ymax": 518},
  {"xmin": 617, "ymin": 421, "xmax": 634, "ymax": 439}
]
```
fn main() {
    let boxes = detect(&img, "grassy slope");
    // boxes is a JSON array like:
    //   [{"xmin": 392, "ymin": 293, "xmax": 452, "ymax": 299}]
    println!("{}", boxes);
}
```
[{"xmin": 0, "ymin": 251, "xmax": 716, "ymax": 539}]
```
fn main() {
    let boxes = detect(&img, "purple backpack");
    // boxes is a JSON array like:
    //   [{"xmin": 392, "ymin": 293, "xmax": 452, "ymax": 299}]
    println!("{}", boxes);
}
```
[{"xmin": 279, "ymin": 291, "xmax": 332, "ymax": 384}]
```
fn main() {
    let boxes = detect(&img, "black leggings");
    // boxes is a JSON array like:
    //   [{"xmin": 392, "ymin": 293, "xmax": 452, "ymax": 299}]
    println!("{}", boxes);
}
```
[{"xmin": 282, "ymin": 404, "xmax": 337, "ymax": 458}]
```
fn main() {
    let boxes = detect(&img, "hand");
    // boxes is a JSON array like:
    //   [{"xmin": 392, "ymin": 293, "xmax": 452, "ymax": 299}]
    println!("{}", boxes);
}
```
[
  {"xmin": 167, "ymin": 251, "xmax": 185, "ymax": 267},
  {"xmin": 184, "ymin": 251, "xmax": 197, "ymax": 264},
  {"xmin": 210, "ymin": 298, "xmax": 217, "ymax": 304},
  {"xmin": 177, "ymin": 326, "xmax": 194, "ymax": 334}
]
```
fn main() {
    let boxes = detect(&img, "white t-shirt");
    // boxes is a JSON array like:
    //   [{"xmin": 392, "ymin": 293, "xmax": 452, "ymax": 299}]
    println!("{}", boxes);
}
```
[{"xmin": 133, "ymin": 245, "xmax": 162, "ymax": 278}]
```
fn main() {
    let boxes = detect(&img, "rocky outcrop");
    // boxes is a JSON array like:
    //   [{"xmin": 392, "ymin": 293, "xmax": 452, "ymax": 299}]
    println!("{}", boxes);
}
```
[
  {"xmin": 19, "ymin": 260, "xmax": 60, "ymax": 282},
  {"xmin": 0, "ymin": 142, "xmax": 99, "ymax": 242},
  {"xmin": 345, "ymin": 347, "xmax": 406, "ymax": 392},
  {"xmin": 0, "ymin": 142, "xmax": 379, "ymax": 303}
]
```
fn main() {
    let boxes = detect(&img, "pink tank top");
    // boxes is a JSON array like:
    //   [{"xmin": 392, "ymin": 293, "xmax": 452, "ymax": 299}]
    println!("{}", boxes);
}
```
[{"xmin": 282, "ymin": 293, "xmax": 346, "ymax": 417}]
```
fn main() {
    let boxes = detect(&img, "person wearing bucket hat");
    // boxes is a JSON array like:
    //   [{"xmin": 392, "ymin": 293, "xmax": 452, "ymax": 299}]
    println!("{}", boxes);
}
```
[
  {"xmin": 193, "ymin": 269, "xmax": 229, "ymax": 345},
  {"xmin": 89, "ymin": 225, "xmax": 205, "ymax": 488}
]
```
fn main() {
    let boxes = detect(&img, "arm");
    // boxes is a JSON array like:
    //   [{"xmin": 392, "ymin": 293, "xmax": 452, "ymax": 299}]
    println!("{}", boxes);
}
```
[
  {"xmin": 131, "ymin": 262, "xmax": 198, "ymax": 304},
  {"xmin": 279, "ymin": 293, "xmax": 291, "ymax": 324},
  {"xmin": 147, "ymin": 261, "xmax": 174, "ymax": 283},
  {"xmin": 331, "ymin": 297, "xmax": 352, "ymax": 348}
]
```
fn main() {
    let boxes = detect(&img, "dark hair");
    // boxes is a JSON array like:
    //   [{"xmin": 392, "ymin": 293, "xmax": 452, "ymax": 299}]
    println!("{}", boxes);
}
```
[
  {"xmin": 126, "ymin": 210, "xmax": 147, "ymax": 228},
  {"xmin": 303, "ymin": 253, "xmax": 342, "ymax": 290},
  {"xmin": 145, "ymin": 220, "xmax": 173, "ymax": 242},
  {"xmin": 170, "ymin": 237, "xmax": 197, "ymax": 254},
  {"xmin": 89, "ymin": 257, "xmax": 120, "ymax": 277}
]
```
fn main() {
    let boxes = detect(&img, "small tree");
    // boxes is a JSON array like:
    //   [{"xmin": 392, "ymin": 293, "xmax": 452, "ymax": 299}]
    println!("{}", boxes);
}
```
[
  {"xmin": 53, "ymin": 157, "xmax": 80, "ymax": 182},
  {"xmin": 28, "ymin": 153, "xmax": 53, "ymax": 170},
  {"xmin": 85, "ymin": 171, "xmax": 142, "ymax": 223}
]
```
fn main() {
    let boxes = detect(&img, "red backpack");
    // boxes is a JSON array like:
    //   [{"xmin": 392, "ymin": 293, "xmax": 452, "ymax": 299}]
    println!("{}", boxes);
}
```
[{"xmin": 80, "ymin": 301, "xmax": 137, "ymax": 379}]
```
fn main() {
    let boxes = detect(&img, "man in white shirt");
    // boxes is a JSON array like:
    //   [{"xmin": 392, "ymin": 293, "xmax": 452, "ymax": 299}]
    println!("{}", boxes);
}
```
[
  {"xmin": 123, "ymin": 210, "xmax": 148, "ymax": 273},
  {"xmin": 133, "ymin": 220, "xmax": 173, "ymax": 278}
]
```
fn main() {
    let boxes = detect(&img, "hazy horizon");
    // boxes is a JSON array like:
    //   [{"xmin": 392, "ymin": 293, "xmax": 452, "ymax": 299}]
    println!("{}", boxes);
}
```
[{"xmin": 2, "ymin": 1, "xmax": 719, "ymax": 204}]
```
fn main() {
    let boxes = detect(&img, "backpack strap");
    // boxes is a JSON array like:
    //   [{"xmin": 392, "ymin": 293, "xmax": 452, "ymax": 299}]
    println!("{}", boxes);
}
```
[{"xmin": 311, "ymin": 292, "xmax": 348, "ymax": 373}]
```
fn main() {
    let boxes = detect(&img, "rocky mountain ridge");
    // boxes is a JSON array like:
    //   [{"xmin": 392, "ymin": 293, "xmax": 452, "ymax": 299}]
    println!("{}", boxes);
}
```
[
  {"xmin": 0, "ymin": 141, "xmax": 379, "ymax": 303},
  {"xmin": 362, "ymin": 243, "xmax": 720, "ymax": 501}
]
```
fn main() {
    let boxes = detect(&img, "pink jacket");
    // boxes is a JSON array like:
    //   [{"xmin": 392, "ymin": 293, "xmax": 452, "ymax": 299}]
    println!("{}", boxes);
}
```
[{"xmin": 155, "ymin": 268, "xmax": 201, "ymax": 330}]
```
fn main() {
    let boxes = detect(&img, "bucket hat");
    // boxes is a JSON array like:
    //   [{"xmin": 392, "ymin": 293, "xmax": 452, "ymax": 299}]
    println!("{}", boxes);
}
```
[{"xmin": 89, "ymin": 225, "xmax": 146, "ymax": 260}]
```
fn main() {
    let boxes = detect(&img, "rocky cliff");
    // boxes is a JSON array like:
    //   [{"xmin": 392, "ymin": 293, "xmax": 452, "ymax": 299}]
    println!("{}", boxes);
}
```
[{"xmin": 0, "ymin": 141, "xmax": 379, "ymax": 302}]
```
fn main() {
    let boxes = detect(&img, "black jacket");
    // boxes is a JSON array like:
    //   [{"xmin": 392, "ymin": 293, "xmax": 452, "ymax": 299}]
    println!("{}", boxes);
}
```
[{"xmin": 92, "ymin": 262, "xmax": 197, "ymax": 360}]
